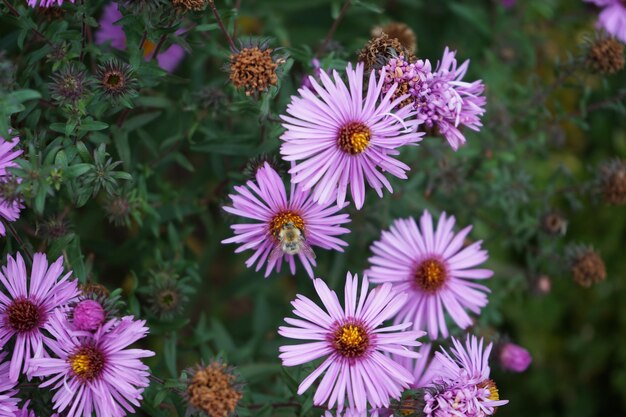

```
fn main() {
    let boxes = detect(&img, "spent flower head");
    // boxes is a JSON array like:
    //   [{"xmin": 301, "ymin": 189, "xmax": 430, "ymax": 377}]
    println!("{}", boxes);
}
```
[
  {"xmin": 184, "ymin": 360, "xmax": 243, "ymax": 417},
  {"xmin": 95, "ymin": 59, "xmax": 138, "ymax": 105},
  {"xmin": 566, "ymin": 245, "xmax": 607, "ymax": 287},
  {"xmin": 229, "ymin": 41, "xmax": 281, "ymax": 97}
]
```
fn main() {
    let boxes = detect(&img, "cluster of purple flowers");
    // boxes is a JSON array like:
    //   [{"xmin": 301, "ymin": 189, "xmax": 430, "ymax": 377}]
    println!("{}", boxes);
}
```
[
  {"xmin": 218, "ymin": 38, "xmax": 527, "ymax": 416},
  {"xmin": 0, "ymin": 253, "xmax": 153, "ymax": 417}
]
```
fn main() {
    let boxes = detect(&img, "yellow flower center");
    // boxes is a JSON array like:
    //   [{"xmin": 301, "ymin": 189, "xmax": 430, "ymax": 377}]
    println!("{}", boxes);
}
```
[
  {"xmin": 479, "ymin": 379, "xmax": 500, "ymax": 401},
  {"xmin": 332, "ymin": 323, "xmax": 369, "ymax": 358},
  {"xmin": 415, "ymin": 258, "xmax": 447, "ymax": 292},
  {"xmin": 269, "ymin": 211, "xmax": 305, "ymax": 238},
  {"xmin": 69, "ymin": 346, "xmax": 105, "ymax": 381},
  {"xmin": 338, "ymin": 122, "xmax": 371, "ymax": 155}
]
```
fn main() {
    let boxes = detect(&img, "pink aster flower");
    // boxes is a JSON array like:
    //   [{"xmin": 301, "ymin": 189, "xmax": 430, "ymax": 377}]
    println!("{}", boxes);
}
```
[
  {"xmin": 26, "ymin": 0, "xmax": 73, "ymax": 7},
  {"xmin": 0, "ymin": 133, "xmax": 24, "ymax": 236},
  {"xmin": 392, "ymin": 343, "xmax": 437, "ymax": 388},
  {"xmin": 29, "ymin": 311, "xmax": 155, "ymax": 417},
  {"xmin": 0, "ymin": 252, "xmax": 79, "ymax": 381},
  {"xmin": 423, "ymin": 335, "xmax": 508, "ymax": 417},
  {"xmin": 367, "ymin": 210, "xmax": 493, "ymax": 340},
  {"xmin": 278, "ymin": 272, "xmax": 424, "ymax": 412},
  {"xmin": 222, "ymin": 162, "xmax": 351, "ymax": 278},
  {"xmin": 95, "ymin": 2, "xmax": 186, "ymax": 72},
  {"xmin": 586, "ymin": 0, "xmax": 626, "ymax": 43},
  {"xmin": 280, "ymin": 62, "xmax": 423, "ymax": 210},
  {"xmin": 0, "ymin": 354, "xmax": 19, "ymax": 417}
]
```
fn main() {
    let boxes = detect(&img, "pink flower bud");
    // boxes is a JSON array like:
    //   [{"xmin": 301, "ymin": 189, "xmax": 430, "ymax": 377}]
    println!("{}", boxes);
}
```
[
  {"xmin": 500, "ymin": 342, "xmax": 532, "ymax": 372},
  {"xmin": 73, "ymin": 299, "xmax": 105, "ymax": 331}
]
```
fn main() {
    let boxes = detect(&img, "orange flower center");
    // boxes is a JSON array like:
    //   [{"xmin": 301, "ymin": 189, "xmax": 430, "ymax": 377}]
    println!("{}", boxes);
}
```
[
  {"xmin": 338, "ymin": 122, "xmax": 371, "ymax": 155},
  {"xmin": 69, "ymin": 345, "xmax": 106, "ymax": 381},
  {"xmin": 332, "ymin": 323, "xmax": 369, "ymax": 358},
  {"xmin": 269, "ymin": 211, "xmax": 304, "ymax": 238},
  {"xmin": 415, "ymin": 258, "xmax": 447, "ymax": 292}
]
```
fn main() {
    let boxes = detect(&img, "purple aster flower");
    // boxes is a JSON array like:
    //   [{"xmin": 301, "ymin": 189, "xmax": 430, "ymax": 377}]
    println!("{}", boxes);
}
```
[
  {"xmin": 0, "ymin": 354, "xmax": 19, "ymax": 417},
  {"xmin": 29, "ymin": 310, "xmax": 155, "ymax": 417},
  {"xmin": 278, "ymin": 272, "xmax": 424, "ymax": 412},
  {"xmin": 26, "ymin": 0, "xmax": 73, "ymax": 7},
  {"xmin": 498, "ymin": 342, "xmax": 532, "ymax": 372},
  {"xmin": 280, "ymin": 62, "xmax": 423, "ymax": 210},
  {"xmin": 392, "ymin": 343, "xmax": 437, "ymax": 388},
  {"xmin": 0, "ymin": 252, "xmax": 79, "ymax": 381},
  {"xmin": 382, "ymin": 49, "xmax": 486, "ymax": 151},
  {"xmin": 222, "ymin": 162, "xmax": 351, "ymax": 278},
  {"xmin": 0, "ymin": 134, "xmax": 24, "ymax": 236},
  {"xmin": 423, "ymin": 335, "xmax": 508, "ymax": 417},
  {"xmin": 95, "ymin": 2, "xmax": 186, "ymax": 72},
  {"xmin": 367, "ymin": 210, "xmax": 493, "ymax": 340},
  {"xmin": 586, "ymin": 0, "xmax": 626, "ymax": 43},
  {"xmin": 72, "ymin": 299, "xmax": 106, "ymax": 331}
]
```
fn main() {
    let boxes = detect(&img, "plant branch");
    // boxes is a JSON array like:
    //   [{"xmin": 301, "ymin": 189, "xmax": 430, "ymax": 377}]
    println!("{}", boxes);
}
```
[
  {"xmin": 208, "ymin": 0, "xmax": 237, "ymax": 51},
  {"xmin": 4, "ymin": 222, "xmax": 33, "ymax": 263},
  {"xmin": 316, "ymin": 0, "xmax": 351, "ymax": 57}
]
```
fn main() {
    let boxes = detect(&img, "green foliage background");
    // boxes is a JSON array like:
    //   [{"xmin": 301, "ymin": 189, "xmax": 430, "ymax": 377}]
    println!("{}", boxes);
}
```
[{"xmin": 1, "ymin": 0, "xmax": 625, "ymax": 416}]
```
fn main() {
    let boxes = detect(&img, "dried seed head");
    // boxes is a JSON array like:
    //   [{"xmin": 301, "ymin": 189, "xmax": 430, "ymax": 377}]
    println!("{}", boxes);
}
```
[
  {"xmin": 36, "ymin": 216, "xmax": 70, "ymax": 241},
  {"xmin": 229, "ymin": 47, "xmax": 278, "ymax": 96},
  {"xmin": 585, "ymin": 34, "xmax": 625, "ymax": 75},
  {"xmin": 96, "ymin": 60, "xmax": 138, "ymax": 102},
  {"xmin": 145, "ymin": 274, "xmax": 188, "ymax": 320},
  {"xmin": 49, "ymin": 65, "xmax": 90, "ymax": 104},
  {"xmin": 371, "ymin": 22, "xmax": 417, "ymax": 54},
  {"xmin": 357, "ymin": 33, "xmax": 414, "ymax": 72},
  {"xmin": 171, "ymin": 0, "xmax": 206, "ymax": 12},
  {"xmin": 567, "ymin": 246, "xmax": 607, "ymax": 288},
  {"xmin": 596, "ymin": 159, "xmax": 626, "ymax": 205},
  {"xmin": 540, "ymin": 211, "xmax": 567, "ymax": 236},
  {"xmin": 185, "ymin": 361, "xmax": 243, "ymax": 417},
  {"xmin": 80, "ymin": 283, "xmax": 111, "ymax": 299}
]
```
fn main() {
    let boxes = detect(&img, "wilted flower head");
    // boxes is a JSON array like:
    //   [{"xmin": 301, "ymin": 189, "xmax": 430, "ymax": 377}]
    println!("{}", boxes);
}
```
[
  {"xmin": 0, "ymin": 252, "xmax": 79, "ymax": 381},
  {"xmin": 96, "ymin": 59, "xmax": 138, "ymax": 103},
  {"xmin": 585, "ymin": 33, "xmax": 625, "ymax": 74},
  {"xmin": 36, "ymin": 215, "xmax": 70, "ymax": 241},
  {"xmin": 242, "ymin": 153, "xmax": 285, "ymax": 179},
  {"xmin": 280, "ymin": 62, "xmax": 423, "ymax": 209},
  {"xmin": 424, "ymin": 335, "xmax": 508, "ymax": 417},
  {"xmin": 172, "ymin": 0, "xmax": 207, "ymax": 12},
  {"xmin": 49, "ymin": 65, "xmax": 90, "ymax": 104},
  {"xmin": 367, "ymin": 210, "xmax": 493, "ymax": 340},
  {"xmin": 541, "ymin": 210, "xmax": 568, "ymax": 236},
  {"xmin": 30, "ymin": 311, "xmax": 155, "ymax": 417},
  {"xmin": 222, "ymin": 163, "xmax": 351, "ymax": 278},
  {"xmin": 498, "ymin": 342, "xmax": 532, "ymax": 372},
  {"xmin": 0, "ymin": 134, "xmax": 23, "ymax": 236},
  {"xmin": 185, "ymin": 360, "xmax": 243, "ymax": 417},
  {"xmin": 585, "ymin": 0, "xmax": 626, "ymax": 44},
  {"xmin": 229, "ymin": 43, "xmax": 280, "ymax": 96},
  {"xmin": 358, "ymin": 33, "xmax": 414, "ymax": 72},
  {"xmin": 596, "ymin": 158, "xmax": 626, "ymax": 204},
  {"xmin": 371, "ymin": 22, "xmax": 417, "ymax": 54},
  {"xmin": 567, "ymin": 245, "xmax": 607, "ymax": 287},
  {"xmin": 279, "ymin": 272, "xmax": 424, "ymax": 412}
]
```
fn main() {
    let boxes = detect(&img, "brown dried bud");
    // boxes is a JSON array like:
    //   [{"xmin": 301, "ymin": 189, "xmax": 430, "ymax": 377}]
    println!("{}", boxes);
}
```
[
  {"xmin": 229, "ymin": 47, "xmax": 278, "ymax": 96},
  {"xmin": 540, "ymin": 211, "xmax": 567, "ymax": 236},
  {"xmin": 568, "ymin": 246, "xmax": 606, "ymax": 288},
  {"xmin": 186, "ymin": 361, "xmax": 242, "ymax": 417},
  {"xmin": 371, "ymin": 22, "xmax": 417, "ymax": 54},
  {"xmin": 358, "ymin": 33, "xmax": 414, "ymax": 72},
  {"xmin": 586, "ymin": 35, "xmax": 624, "ymax": 75},
  {"xmin": 171, "ymin": 0, "xmax": 206, "ymax": 12},
  {"xmin": 597, "ymin": 159, "xmax": 626, "ymax": 205}
]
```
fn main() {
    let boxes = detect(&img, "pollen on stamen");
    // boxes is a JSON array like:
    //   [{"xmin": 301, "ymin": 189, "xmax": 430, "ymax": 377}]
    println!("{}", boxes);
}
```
[
  {"xmin": 338, "ymin": 122, "xmax": 372, "ymax": 155},
  {"xmin": 414, "ymin": 258, "xmax": 447, "ymax": 292},
  {"xmin": 268, "ymin": 211, "xmax": 305, "ymax": 237},
  {"xmin": 332, "ymin": 322, "xmax": 370, "ymax": 358}
]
